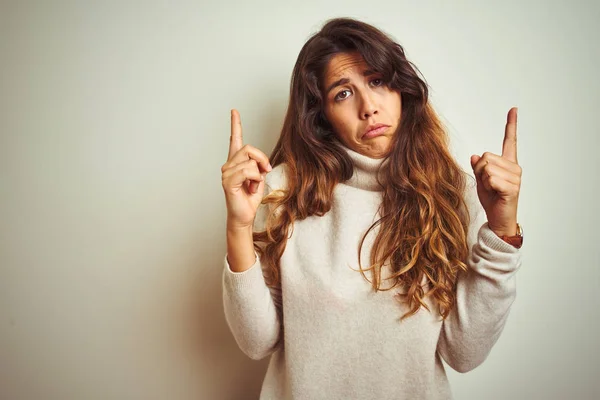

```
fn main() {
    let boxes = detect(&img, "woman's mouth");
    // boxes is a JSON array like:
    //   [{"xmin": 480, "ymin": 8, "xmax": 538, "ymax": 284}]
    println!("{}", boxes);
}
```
[{"xmin": 362, "ymin": 125, "xmax": 389, "ymax": 139}]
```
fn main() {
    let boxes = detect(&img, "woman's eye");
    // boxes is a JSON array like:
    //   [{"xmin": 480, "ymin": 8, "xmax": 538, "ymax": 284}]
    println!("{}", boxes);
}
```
[
  {"xmin": 371, "ymin": 78, "xmax": 383, "ymax": 87},
  {"xmin": 335, "ymin": 90, "xmax": 351, "ymax": 101}
]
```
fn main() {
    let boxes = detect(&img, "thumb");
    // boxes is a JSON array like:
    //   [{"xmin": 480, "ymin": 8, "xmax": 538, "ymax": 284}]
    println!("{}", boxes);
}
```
[{"xmin": 470, "ymin": 154, "xmax": 481, "ymax": 170}]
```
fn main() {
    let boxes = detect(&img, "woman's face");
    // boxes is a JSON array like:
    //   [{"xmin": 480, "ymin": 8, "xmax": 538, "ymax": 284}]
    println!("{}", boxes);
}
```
[{"xmin": 322, "ymin": 52, "xmax": 402, "ymax": 159}]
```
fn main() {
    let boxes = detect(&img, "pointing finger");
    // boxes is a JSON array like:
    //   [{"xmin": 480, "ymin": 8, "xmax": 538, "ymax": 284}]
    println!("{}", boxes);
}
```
[
  {"xmin": 502, "ymin": 107, "xmax": 518, "ymax": 163},
  {"xmin": 228, "ymin": 109, "xmax": 243, "ymax": 161}
]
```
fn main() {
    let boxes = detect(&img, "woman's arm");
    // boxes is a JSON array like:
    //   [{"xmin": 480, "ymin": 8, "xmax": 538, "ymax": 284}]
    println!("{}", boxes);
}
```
[
  {"xmin": 222, "ymin": 165, "xmax": 287, "ymax": 360},
  {"xmin": 436, "ymin": 180, "xmax": 522, "ymax": 373}
]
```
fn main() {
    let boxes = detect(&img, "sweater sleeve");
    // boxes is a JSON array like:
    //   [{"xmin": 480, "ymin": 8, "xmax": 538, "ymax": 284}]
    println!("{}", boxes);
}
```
[
  {"xmin": 222, "ymin": 251, "xmax": 283, "ymax": 360},
  {"xmin": 221, "ymin": 165, "xmax": 287, "ymax": 360},
  {"xmin": 436, "ymin": 178, "xmax": 523, "ymax": 373}
]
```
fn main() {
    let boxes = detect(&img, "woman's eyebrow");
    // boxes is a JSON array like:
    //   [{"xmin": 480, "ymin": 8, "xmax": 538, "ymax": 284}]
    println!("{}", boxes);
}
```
[{"xmin": 325, "ymin": 69, "xmax": 378, "ymax": 94}]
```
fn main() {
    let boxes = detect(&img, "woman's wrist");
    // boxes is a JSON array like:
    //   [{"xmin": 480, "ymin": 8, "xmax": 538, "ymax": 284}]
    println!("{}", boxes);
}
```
[
  {"xmin": 489, "ymin": 220, "xmax": 518, "ymax": 238},
  {"xmin": 226, "ymin": 224, "xmax": 256, "ymax": 273},
  {"xmin": 226, "ymin": 219, "xmax": 254, "ymax": 234}
]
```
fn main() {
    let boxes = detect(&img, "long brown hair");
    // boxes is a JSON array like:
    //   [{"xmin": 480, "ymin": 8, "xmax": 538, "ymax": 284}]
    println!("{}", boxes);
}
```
[{"xmin": 253, "ymin": 17, "xmax": 472, "ymax": 320}]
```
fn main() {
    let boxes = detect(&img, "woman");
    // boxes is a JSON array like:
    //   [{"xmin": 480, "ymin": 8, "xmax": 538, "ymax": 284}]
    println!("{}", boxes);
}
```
[{"xmin": 221, "ymin": 17, "xmax": 523, "ymax": 400}]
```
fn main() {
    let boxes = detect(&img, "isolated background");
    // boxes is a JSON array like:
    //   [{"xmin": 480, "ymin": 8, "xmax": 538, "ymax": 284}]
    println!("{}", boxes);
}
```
[{"xmin": 1, "ymin": 1, "xmax": 599, "ymax": 399}]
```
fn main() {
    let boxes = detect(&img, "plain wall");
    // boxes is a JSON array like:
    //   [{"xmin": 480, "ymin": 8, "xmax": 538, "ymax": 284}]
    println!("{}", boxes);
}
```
[{"xmin": 1, "ymin": 1, "xmax": 599, "ymax": 399}]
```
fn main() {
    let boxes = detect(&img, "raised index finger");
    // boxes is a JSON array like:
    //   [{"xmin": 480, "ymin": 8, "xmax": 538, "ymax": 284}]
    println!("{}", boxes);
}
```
[
  {"xmin": 501, "ymin": 107, "xmax": 518, "ymax": 163},
  {"xmin": 228, "ymin": 109, "xmax": 243, "ymax": 161}
]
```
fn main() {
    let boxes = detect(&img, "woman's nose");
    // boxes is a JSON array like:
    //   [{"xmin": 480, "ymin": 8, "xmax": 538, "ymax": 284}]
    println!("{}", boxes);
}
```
[{"xmin": 359, "ymin": 92, "xmax": 378, "ymax": 118}]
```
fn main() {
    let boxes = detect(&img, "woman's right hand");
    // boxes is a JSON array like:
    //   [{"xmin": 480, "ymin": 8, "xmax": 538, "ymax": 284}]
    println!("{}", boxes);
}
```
[{"xmin": 221, "ymin": 109, "xmax": 272, "ymax": 231}]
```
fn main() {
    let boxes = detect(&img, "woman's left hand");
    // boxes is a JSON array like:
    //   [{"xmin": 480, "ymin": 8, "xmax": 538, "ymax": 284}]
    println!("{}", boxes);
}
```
[{"xmin": 470, "ymin": 107, "xmax": 522, "ymax": 237}]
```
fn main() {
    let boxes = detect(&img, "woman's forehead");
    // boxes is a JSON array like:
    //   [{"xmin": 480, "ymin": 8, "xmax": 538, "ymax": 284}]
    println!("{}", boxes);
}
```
[{"xmin": 325, "ymin": 52, "xmax": 370, "ymax": 80}]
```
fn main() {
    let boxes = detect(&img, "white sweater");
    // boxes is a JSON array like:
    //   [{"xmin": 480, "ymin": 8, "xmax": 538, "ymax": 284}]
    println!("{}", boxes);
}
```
[{"xmin": 222, "ymin": 145, "xmax": 522, "ymax": 400}]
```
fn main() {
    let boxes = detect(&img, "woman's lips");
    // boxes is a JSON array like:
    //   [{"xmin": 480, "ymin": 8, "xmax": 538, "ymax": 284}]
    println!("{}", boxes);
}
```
[{"xmin": 362, "ymin": 125, "xmax": 389, "ymax": 139}]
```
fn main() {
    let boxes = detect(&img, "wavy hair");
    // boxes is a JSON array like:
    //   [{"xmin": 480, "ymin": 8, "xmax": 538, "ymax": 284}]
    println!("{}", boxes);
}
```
[{"xmin": 253, "ymin": 17, "xmax": 473, "ymax": 320}]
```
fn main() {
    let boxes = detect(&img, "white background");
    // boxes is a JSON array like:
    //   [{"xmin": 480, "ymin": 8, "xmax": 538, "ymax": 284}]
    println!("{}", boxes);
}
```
[{"xmin": 1, "ymin": 1, "xmax": 598, "ymax": 399}]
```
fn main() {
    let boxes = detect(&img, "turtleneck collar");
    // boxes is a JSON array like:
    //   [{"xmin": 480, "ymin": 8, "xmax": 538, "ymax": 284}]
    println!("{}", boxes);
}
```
[{"xmin": 340, "ymin": 145, "xmax": 389, "ymax": 192}]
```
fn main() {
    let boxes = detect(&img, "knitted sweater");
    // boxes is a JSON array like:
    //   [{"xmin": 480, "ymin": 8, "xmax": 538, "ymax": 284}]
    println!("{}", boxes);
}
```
[{"xmin": 222, "ymin": 145, "xmax": 522, "ymax": 400}]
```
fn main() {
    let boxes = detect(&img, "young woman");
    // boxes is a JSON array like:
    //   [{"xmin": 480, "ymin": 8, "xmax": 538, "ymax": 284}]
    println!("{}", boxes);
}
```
[{"xmin": 221, "ymin": 17, "xmax": 523, "ymax": 400}]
